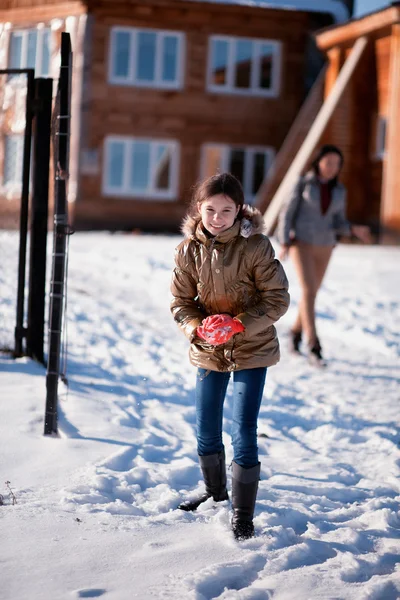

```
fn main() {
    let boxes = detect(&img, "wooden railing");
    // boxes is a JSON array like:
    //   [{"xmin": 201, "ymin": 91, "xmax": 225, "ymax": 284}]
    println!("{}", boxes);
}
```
[
  {"xmin": 254, "ymin": 65, "xmax": 327, "ymax": 214},
  {"xmin": 262, "ymin": 37, "xmax": 368, "ymax": 235}
]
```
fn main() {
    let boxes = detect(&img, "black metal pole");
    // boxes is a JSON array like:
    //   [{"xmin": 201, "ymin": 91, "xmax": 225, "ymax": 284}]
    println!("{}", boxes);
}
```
[
  {"xmin": 26, "ymin": 78, "xmax": 53, "ymax": 364},
  {"xmin": 44, "ymin": 33, "xmax": 72, "ymax": 435},
  {"xmin": 14, "ymin": 69, "xmax": 35, "ymax": 357}
]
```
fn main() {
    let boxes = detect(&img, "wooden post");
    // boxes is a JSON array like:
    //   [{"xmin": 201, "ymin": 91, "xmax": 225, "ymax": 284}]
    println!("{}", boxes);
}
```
[
  {"xmin": 380, "ymin": 24, "xmax": 400, "ymax": 242},
  {"xmin": 325, "ymin": 47, "xmax": 343, "ymax": 98}
]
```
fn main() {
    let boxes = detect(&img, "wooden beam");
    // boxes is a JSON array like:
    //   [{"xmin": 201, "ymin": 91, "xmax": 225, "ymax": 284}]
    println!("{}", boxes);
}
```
[
  {"xmin": 380, "ymin": 23, "xmax": 400, "ymax": 240},
  {"xmin": 324, "ymin": 47, "xmax": 343, "ymax": 98},
  {"xmin": 316, "ymin": 6, "xmax": 400, "ymax": 50},
  {"xmin": 263, "ymin": 36, "xmax": 368, "ymax": 235},
  {"xmin": 0, "ymin": 2, "xmax": 86, "ymax": 21}
]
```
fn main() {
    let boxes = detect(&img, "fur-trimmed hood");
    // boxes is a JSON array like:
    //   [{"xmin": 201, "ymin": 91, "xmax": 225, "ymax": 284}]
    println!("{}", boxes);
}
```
[{"xmin": 181, "ymin": 204, "xmax": 265, "ymax": 240}]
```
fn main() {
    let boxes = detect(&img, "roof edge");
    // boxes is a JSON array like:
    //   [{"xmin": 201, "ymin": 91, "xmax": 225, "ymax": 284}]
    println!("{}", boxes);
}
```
[
  {"xmin": 180, "ymin": 0, "xmax": 349, "ymax": 23},
  {"xmin": 316, "ymin": 4, "xmax": 400, "ymax": 49}
]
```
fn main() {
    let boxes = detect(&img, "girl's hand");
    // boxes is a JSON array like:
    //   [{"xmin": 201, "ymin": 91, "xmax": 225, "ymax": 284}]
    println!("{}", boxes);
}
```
[
  {"xmin": 351, "ymin": 225, "xmax": 372, "ymax": 244},
  {"xmin": 279, "ymin": 245, "xmax": 290, "ymax": 261},
  {"xmin": 196, "ymin": 314, "xmax": 245, "ymax": 345}
]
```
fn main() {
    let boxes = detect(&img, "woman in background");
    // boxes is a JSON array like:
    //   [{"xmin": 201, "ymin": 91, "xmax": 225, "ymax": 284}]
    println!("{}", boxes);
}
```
[{"xmin": 278, "ymin": 144, "xmax": 371, "ymax": 366}]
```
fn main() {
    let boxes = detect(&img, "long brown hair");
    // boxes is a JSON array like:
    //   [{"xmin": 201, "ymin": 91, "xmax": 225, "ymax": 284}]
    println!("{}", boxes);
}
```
[{"xmin": 188, "ymin": 173, "xmax": 245, "ymax": 218}]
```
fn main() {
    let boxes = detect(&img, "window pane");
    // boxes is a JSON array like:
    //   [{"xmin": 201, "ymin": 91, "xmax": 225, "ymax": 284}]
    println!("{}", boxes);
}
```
[
  {"xmin": 154, "ymin": 145, "xmax": 172, "ymax": 190},
  {"xmin": 130, "ymin": 141, "xmax": 150, "ymax": 190},
  {"xmin": 229, "ymin": 149, "xmax": 245, "ymax": 185},
  {"xmin": 113, "ymin": 31, "xmax": 131, "ymax": 78},
  {"xmin": 203, "ymin": 146, "xmax": 224, "ymax": 177},
  {"xmin": 27, "ymin": 30, "xmax": 38, "ymax": 70},
  {"xmin": 4, "ymin": 136, "xmax": 23, "ymax": 184},
  {"xmin": 211, "ymin": 39, "xmax": 228, "ymax": 86},
  {"xmin": 41, "ymin": 30, "xmax": 51, "ymax": 76},
  {"xmin": 252, "ymin": 152, "xmax": 267, "ymax": 195},
  {"xmin": 107, "ymin": 141, "xmax": 125, "ymax": 188},
  {"xmin": 162, "ymin": 36, "xmax": 178, "ymax": 83},
  {"xmin": 234, "ymin": 39, "xmax": 252, "ymax": 89},
  {"xmin": 259, "ymin": 44, "xmax": 274, "ymax": 89},
  {"xmin": 8, "ymin": 33, "xmax": 23, "ymax": 69},
  {"xmin": 136, "ymin": 31, "xmax": 156, "ymax": 82}
]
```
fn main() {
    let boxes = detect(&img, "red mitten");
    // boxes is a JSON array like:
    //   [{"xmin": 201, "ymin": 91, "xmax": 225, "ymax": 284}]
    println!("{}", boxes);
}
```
[
  {"xmin": 197, "ymin": 314, "xmax": 245, "ymax": 345},
  {"xmin": 230, "ymin": 318, "xmax": 246, "ymax": 334}
]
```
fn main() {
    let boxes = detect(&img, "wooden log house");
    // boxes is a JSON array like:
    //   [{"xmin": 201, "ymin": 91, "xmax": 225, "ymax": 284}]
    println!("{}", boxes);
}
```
[
  {"xmin": 258, "ymin": 3, "xmax": 400, "ymax": 243},
  {"xmin": 0, "ymin": 0, "xmax": 352, "ymax": 231}
]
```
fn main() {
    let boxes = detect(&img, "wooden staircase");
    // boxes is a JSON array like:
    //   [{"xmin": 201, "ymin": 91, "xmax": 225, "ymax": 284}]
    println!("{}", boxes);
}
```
[{"xmin": 255, "ymin": 66, "xmax": 327, "ymax": 214}]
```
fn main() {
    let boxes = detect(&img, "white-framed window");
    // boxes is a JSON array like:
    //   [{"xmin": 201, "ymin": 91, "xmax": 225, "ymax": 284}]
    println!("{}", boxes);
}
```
[
  {"xmin": 103, "ymin": 136, "xmax": 179, "ymax": 200},
  {"xmin": 375, "ymin": 115, "xmax": 387, "ymax": 160},
  {"xmin": 2, "ymin": 134, "xmax": 24, "ymax": 190},
  {"xmin": 201, "ymin": 143, "xmax": 275, "ymax": 203},
  {"xmin": 207, "ymin": 35, "xmax": 281, "ymax": 97},
  {"xmin": 108, "ymin": 27, "xmax": 185, "ymax": 89},
  {"xmin": 8, "ymin": 28, "xmax": 51, "ymax": 77}
]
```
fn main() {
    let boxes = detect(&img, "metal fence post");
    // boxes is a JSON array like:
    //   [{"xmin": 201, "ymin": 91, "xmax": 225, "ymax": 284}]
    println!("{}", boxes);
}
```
[
  {"xmin": 14, "ymin": 69, "xmax": 35, "ymax": 357},
  {"xmin": 26, "ymin": 78, "xmax": 53, "ymax": 364},
  {"xmin": 44, "ymin": 33, "xmax": 72, "ymax": 436}
]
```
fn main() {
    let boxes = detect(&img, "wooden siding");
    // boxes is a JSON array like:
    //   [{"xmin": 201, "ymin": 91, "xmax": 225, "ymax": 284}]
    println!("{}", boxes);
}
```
[
  {"xmin": 369, "ymin": 35, "xmax": 390, "ymax": 227},
  {"xmin": 369, "ymin": 161, "xmax": 383, "ymax": 226},
  {"xmin": 74, "ymin": 0, "xmax": 311, "ymax": 230},
  {"xmin": 381, "ymin": 23, "xmax": 400, "ymax": 238},
  {"xmin": 347, "ymin": 44, "xmax": 375, "ymax": 223},
  {"xmin": 374, "ymin": 34, "xmax": 391, "ymax": 116}
]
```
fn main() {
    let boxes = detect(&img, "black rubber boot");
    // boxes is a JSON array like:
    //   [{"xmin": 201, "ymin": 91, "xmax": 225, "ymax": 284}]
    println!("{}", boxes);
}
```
[
  {"xmin": 231, "ymin": 461, "xmax": 260, "ymax": 540},
  {"xmin": 178, "ymin": 450, "xmax": 229, "ymax": 512},
  {"xmin": 289, "ymin": 330, "xmax": 302, "ymax": 354},
  {"xmin": 308, "ymin": 337, "xmax": 326, "ymax": 367}
]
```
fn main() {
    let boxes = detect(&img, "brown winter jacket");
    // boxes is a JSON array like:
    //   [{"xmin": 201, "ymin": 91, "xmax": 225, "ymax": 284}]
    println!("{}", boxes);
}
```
[{"xmin": 170, "ymin": 205, "xmax": 290, "ymax": 372}]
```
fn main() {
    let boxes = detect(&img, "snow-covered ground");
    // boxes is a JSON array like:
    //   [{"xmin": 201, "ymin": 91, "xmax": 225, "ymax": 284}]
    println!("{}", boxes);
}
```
[{"xmin": 1, "ymin": 232, "xmax": 399, "ymax": 600}]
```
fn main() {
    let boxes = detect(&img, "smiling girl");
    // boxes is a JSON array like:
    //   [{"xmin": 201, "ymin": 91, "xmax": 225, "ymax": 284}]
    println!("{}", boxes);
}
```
[{"xmin": 170, "ymin": 173, "xmax": 289, "ymax": 540}]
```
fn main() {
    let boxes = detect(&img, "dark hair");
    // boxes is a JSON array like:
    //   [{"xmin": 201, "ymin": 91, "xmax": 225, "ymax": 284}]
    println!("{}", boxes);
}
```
[
  {"xmin": 312, "ymin": 144, "xmax": 344, "ymax": 187},
  {"xmin": 189, "ymin": 172, "xmax": 245, "ymax": 218}
]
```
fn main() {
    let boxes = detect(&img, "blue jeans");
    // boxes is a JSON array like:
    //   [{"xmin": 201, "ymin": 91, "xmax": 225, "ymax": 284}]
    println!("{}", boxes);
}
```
[{"xmin": 195, "ymin": 367, "xmax": 267, "ymax": 468}]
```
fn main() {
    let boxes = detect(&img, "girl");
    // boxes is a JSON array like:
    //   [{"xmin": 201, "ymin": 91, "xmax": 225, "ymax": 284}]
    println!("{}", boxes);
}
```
[
  {"xmin": 170, "ymin": 173, "xmax": 289, "ymax": 540},
  {"xmin": 277, "ymin": 144, "xmax": 371, "ymax": 365}
]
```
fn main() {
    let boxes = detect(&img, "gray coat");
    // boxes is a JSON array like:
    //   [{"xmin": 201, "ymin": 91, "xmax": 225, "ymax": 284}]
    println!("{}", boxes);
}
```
[{"xmin": 277, "ymin": 171, "xmax": 352, "ymax": 247}]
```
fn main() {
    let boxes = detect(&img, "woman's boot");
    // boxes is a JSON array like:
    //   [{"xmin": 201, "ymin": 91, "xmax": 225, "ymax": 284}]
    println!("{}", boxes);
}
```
[
  {"xmin": 289, "ymin": 330, "xmax": 302, "ymax": 354},
  {"xmin": 178, "ymin": 449, "xmax": 229, "ymax": 511},
  {"xmin": 231, "ymin": 461, "xmax": 260, "ymax": 540},
  {"xmin": 308, "ymin": 337, "xmax": 326, "ymax": 367}
]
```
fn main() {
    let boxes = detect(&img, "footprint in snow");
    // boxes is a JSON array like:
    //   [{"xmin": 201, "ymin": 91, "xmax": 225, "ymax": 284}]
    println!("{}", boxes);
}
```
[
  {"xmin": 188, "ymin": 554, "xmax": 267, "ymax": 598},
  {"xmin": 74, "ymin": 589, "xmax": 106, "ymax": 598}
]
